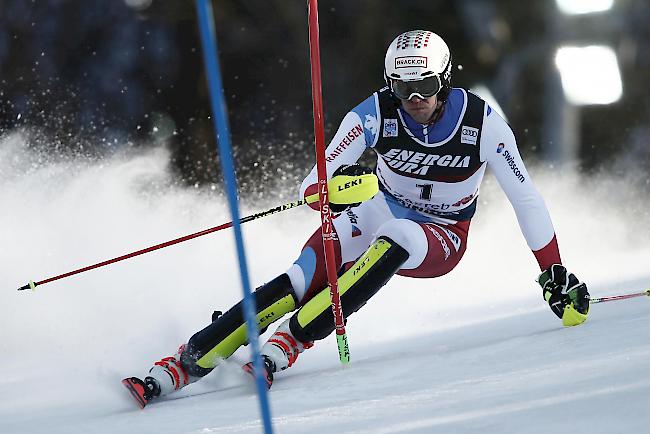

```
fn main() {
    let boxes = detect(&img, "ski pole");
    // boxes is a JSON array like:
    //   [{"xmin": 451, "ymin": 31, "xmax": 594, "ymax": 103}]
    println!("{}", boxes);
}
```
[
  {"xmin": 16, "ymin": 174, "xmax": 378, "ymax": 291},
  {"xmin": 590, "ymin": 288, "xmax": 650, "ymax": 304}
]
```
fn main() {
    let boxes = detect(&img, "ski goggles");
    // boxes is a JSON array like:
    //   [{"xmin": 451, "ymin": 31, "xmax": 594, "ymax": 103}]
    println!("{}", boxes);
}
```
[{"xmin": 390, "ymin": 76, "xmax": 443, "ymax": 100}]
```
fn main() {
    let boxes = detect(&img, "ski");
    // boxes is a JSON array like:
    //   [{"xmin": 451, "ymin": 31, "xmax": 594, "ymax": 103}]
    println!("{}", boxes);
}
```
[
  {"xmin": 121, "ymin": 377, "xmax": 150, "ymax": 409},
  {"xmin": 121, "ymin": 359, "xmax": 273, "ymax": 409}
]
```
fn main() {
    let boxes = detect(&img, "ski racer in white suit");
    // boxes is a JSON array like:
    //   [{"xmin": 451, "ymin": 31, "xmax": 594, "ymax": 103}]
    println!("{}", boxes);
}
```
[{"xmin": 122, "ymin": 30, "xmax": 590, "ymax": 408}]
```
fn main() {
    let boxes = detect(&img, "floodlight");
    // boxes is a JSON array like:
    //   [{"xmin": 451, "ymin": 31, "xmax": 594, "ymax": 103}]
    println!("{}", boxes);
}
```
[
  {"xmin": 554, "ymin": 45, "xmax": 622, "ymax": 105},
  {"xmin": 555, "ymin": 0, "xmax": 614, "ymax": 15}
]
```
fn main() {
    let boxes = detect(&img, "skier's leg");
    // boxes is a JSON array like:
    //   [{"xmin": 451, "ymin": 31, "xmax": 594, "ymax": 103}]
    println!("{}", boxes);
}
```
[
  {"xmin": 259, "ymin": 218, "xmax": 470, "ymax": 374},
  {"xmin": 289, "ymin": 235, "xmax": 409, "ymax": 342},
  {"xmin": 395, "ymin": 219, "xmax": 470, "ymax": 278},
  {"xmin": 182, "ymin": 274, "xmax": 298, "ymax": 375},
  {"xmin": 284, "ymin": 225, "xmax": 344, "ymax": 303},
  {"xmin": 127, "ymin": 195, "xmax": 395, "ymax": 402},
  {"xmin": 259, "ymin": 234, "xmax": 409, "ymax": 373},
  {"xmin": 290, "ymin": 200, "xmax": 391, "ymax": 304},
  {"xmin": 243, "ymin": 200, "xmax": 392, "ymax": 382},
  {"xmin": 136, "ymin": 213, "xmax": 358, "ymax": 401},
  {"xmin": 131, "ymin": 273, "xmax": 298, "ymax": 404}
]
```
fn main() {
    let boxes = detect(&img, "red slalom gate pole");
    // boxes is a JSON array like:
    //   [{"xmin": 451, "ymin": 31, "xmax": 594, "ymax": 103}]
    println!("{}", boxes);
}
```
[{"xmin": 307, "ymin": 0, "xmax": 350, "ymax": 364}]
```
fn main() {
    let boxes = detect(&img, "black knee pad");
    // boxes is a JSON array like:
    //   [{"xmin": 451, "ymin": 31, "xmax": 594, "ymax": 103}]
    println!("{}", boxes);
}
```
[
  {"xmin": 289, "ymin": 236, "xmax": 408, "ymax": 343},
  {"xmin": 182, "ymin": 273, "xmax": 297, "ymax": 377}
]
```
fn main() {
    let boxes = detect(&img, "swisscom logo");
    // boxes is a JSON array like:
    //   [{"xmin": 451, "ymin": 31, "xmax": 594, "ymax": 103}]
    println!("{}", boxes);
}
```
[{"xmin": 395, "ymin": 56, "xmax": 427, "ymax": 68}]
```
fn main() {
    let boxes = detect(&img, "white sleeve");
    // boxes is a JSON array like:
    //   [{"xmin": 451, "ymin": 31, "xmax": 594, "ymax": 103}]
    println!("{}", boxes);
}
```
[
  {"xmin": 480, "ymin": 107, "xmax": 556, "ymax": 251},
  {"xmin": 299, "ymin": 111, "xmax": 369, "ymax": 198}
]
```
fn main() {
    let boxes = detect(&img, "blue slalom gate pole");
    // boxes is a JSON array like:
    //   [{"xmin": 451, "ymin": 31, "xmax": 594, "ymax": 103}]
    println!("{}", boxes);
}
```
[{"xmin": 194, "ymin": 1, "xmax": 274, "ymax": 433}]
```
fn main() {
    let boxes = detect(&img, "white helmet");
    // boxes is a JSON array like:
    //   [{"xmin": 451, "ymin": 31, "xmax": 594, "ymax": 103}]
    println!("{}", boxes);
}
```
[{"xmin": 384, "ymin": 30, "xmax": 453, "ymax": 102}]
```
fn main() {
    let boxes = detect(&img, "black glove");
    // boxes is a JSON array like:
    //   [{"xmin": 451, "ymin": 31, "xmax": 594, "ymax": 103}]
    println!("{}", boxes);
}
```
[
  {"xmin": 329, "ymin": 164, "xmax": 373, "ymax": 213},
  {"xmin": 537, "ymin": 264, "xmax": 590, "ymax": 326}
]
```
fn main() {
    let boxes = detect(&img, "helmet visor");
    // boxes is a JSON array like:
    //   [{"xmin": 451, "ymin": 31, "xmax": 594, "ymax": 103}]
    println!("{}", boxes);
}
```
[{"xmin": 391, "ymin": 76, "xmax": 442, "ymax": 100}]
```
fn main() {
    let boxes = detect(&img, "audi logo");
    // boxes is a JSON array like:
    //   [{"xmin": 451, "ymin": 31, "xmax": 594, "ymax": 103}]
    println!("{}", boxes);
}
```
[{"xmin": 462, "ymin": 128, "xmax": 478, "ymax": 137}]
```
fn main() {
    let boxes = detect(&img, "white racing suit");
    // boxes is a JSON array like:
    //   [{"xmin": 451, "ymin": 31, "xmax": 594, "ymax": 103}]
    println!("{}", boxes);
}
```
[{"xmin": 287, "ymin": 86, "xmax": 561, "ymax": 303}]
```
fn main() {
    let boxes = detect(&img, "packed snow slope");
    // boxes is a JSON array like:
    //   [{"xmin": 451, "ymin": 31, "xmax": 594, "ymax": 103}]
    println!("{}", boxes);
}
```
[{"xmin": 1, "ymin": 134, "xmax": 649, "ymax": 433}]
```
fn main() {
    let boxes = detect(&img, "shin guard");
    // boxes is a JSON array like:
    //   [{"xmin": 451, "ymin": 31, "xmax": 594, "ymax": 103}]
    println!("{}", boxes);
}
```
[
  {"xmin": 289, "ymin": 236, "xmax": 408, "ymax": 343},
  {"xmin": 181, "ymin": 274, "xmax": 297, "ymax": 377}
]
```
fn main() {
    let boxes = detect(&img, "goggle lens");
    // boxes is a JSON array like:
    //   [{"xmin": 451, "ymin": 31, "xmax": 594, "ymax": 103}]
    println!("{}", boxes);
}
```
[{"xmin": 391, "ymin": 76, "xmax": 442, "ymax": 100}]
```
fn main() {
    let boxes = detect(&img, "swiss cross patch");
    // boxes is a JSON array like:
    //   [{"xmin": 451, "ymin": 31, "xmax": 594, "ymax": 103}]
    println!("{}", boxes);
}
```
[{"xmin": 383, "ymin": 118, "xmax": 398, "ymax": 137}]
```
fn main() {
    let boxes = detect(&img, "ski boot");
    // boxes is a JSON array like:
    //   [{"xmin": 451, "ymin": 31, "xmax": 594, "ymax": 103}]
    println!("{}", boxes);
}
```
[
  {"xmin": 122, "ymin": 344, "xmax": 194, "ymax": 408},
  {"xmin": 242, "ymin": 319, "xmax": 313, "ymax": 389},
  {"xmin": 242, "ymin": 355, "xmax": 276, "ymax": 390}
]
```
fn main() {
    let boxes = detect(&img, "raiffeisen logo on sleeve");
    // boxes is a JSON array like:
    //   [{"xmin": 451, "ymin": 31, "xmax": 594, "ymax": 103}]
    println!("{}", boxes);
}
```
[
  {"xmin": 326, "ymin": 124, "xmax": 364, "ymax": 162},
  {"xmin": 394, "ymin": 56, "xmax": 427, "ymax": 69}
]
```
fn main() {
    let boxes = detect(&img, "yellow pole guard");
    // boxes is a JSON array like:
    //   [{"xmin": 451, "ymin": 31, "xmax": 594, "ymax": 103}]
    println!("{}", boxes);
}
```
[{"xmin": 305, "ymin": 173, "xmax": 379, "ymax": 206}]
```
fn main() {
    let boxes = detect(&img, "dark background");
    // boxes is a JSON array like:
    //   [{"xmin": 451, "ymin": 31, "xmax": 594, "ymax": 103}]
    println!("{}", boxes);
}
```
[{"xmin": 1, "ymin": 0, "xmax": 649, "ymax": 194}]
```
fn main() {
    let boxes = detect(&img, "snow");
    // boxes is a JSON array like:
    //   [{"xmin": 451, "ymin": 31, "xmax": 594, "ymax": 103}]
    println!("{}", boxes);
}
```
[{"xmin": 1, "ymin": 134, "xmax": 649, "ymax": 433}]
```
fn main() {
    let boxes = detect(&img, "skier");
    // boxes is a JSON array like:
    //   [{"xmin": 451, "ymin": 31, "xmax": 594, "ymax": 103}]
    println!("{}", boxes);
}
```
[{"xmin": 123, "ymin": 30, "xmax": 590, "ymax": 408}]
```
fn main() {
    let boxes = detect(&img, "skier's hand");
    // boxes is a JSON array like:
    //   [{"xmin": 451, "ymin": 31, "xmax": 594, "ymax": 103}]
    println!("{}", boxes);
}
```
[
  {"xmin": 538, "ymin": 264, "xmax": 590, "ymax": 326},
  {"xmin": 330, "ymin": 164, "xmax": 374, "ymax": 213}
]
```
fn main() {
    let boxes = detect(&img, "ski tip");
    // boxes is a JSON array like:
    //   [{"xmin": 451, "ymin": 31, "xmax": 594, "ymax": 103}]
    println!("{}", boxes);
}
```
[{"xmin": 122, "ymin": 377, "xmax": 148, "ymax": 410}]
